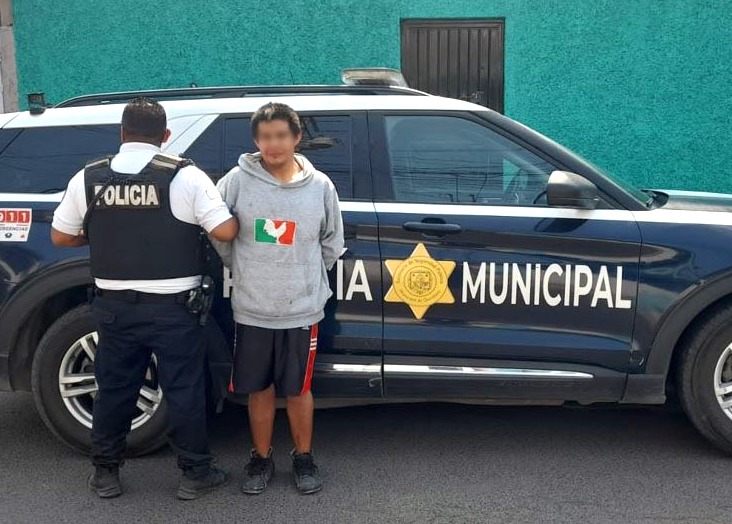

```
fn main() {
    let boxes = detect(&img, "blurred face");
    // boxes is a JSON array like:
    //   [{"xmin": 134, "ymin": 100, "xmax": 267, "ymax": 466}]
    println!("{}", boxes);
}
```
[{"xmin": 254, "ymin": 119, "xmax": 301, "ymax": 168}]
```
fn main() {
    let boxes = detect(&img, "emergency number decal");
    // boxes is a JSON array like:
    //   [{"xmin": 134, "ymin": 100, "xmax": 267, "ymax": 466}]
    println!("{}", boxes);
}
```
[{"xmin": 0, "ymin": 208, "xmax": 32, "ymax": 242}]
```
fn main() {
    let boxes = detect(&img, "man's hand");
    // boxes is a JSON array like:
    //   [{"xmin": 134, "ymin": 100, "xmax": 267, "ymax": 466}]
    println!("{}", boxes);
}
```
[
  {"xmin": 209, "ymin": 216, "xmax": 239, "ymax": 242},
  {"xmin": 51, "ymin": 227, "xmax": 88, "ymax": 247}
]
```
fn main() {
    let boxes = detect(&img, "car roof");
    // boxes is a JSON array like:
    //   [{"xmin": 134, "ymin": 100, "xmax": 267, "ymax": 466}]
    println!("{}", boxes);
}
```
[{"xmin": 4, "ymin": 95, "xmax": 491, "ymax": 129}]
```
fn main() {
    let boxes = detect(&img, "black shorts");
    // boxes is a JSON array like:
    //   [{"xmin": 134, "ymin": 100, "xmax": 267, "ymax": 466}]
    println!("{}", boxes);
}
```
[{"xmin": 229, "ymin": 323, "xmax": 318, "ymax": 396}]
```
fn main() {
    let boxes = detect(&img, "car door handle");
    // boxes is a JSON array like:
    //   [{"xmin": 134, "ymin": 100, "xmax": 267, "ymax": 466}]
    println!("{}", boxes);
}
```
[{"xmin": 402, "ymin": 221, "xmax": 463, "ymax": 234}]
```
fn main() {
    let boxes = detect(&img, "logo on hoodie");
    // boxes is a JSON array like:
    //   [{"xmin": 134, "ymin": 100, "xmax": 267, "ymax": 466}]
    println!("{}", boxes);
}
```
[{"xmin": 254, "ymin": 218, "xmax": 297, "ymax": 245}]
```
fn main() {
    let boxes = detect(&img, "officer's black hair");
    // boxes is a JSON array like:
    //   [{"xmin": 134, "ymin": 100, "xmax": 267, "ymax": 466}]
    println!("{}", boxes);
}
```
[
  {"xmin": 121, "ymin": 97, "xmax": 167, "ymax": 143},
  {"xmin": 251, "ymin": 102, "xmax": 302, "ymax": 139}
]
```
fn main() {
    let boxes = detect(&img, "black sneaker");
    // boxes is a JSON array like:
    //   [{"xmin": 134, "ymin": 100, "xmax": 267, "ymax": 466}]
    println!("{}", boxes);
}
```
[
  {"xmin": 176, "ymin": 465, "xmax": 229, "ymax": 501},
  {"xmin": 291, "ymin": 451, "xmax": 323, "ymax": 495},
  {"xmin": 88, "ymin": 465, "xmax": 122, "ymax": 499},
  {"xmin": 241, "ymin": 448, "xmax": 275, "ymax": 495}
]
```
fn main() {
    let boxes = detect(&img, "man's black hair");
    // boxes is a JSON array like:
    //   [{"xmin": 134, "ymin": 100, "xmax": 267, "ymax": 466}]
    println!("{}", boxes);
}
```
[
  {"xmin": 251, "ymin": 102, "xmax": 302, "ymax": 138},
  {"xmin": 121, "ymin": 97, "xmax": 167, "ymax": 142}
]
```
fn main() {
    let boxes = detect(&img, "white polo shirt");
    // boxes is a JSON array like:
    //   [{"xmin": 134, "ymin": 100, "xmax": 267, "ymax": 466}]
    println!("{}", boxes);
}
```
[{"xmin": 52, "ymin": 142, "xmax": 233, "ymax": 294}]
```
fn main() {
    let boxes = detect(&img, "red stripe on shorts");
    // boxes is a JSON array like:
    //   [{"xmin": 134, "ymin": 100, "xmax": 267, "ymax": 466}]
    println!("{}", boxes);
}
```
[{"xmin": 300, "ymin": 324, "xmax": 318, "ymax": 395}]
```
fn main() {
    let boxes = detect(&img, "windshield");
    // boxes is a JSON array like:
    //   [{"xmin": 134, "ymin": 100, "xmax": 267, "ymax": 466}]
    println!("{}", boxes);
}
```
[
  {"xmin": 535, "ymin": 129, "xmax": 650, "ymax": 203},
  {"xmin": 578, "ymin": 154, "xmax": 650, "ymax": 204},
  {"xmin": 476, "ymin": 110, "xmax": 651, "ymax": 206}
]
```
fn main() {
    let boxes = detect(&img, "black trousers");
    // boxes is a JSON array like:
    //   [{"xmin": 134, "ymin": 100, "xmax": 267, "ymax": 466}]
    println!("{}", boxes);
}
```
[{"xmin": 90, "ymin": 295, "xmax": 212, "ymax": 473}]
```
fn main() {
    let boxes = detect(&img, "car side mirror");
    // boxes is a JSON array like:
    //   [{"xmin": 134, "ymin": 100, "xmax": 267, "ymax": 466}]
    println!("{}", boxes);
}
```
[{"xmin": 546, "ymin": 171, "xmax": 599, "ymax": 209}]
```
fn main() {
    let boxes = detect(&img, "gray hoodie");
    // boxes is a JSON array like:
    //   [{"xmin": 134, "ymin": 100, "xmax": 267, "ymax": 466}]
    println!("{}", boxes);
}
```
[{"xmin": 213, "ymin": 152, "xmax": 344, "ymax": 329}]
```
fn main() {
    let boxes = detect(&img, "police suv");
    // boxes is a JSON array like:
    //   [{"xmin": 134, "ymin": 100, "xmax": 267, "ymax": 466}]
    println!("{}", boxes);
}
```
[{"xmin": 2, "ymin": 69, "xmax": 732, "ymax": 457}]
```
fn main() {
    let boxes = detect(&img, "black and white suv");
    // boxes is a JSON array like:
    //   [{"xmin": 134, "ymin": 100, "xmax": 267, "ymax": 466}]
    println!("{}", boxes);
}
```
[{"xmin": 3, "ymin": 70, "xmax": 732, "ymax": 457}]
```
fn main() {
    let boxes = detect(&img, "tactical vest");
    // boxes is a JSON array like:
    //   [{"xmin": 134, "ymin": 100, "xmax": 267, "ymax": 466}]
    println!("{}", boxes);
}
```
[{"xmin": 83, "ymin": 154, "xmax": 205, "ymax": 280}]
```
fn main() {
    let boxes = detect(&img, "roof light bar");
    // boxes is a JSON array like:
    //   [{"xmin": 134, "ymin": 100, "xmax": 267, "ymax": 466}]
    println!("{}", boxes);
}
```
[{"xmin": 341, "ymin": 68, "xmax": 409, "ymax": 88}]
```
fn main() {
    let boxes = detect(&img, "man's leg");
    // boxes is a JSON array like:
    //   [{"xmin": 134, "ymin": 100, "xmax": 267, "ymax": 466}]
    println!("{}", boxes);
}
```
[
  {"xmin": 231, "ymin": 324, "xmax": 277, "ymax": 494},
  {"xmin": 286, "ymin": 391, "xmax": 314, "ymax": 454},
  {"xmin": 145, "ymin": 303, "xmax": 225, "ymax": 500},
  {"xmin": 240, "ymin": 384, "xmax": 277, "ymax": 494},
  {"xmin": 89, "ymin": 297, "xmax": 151, "ymax": 498},
  {"xmin": 249, "ymin": 384, "xmax": 276, "ymax": 457},
  {"xmin": 283, "ymin": 324, "xmax": 318, "ymax": 453},
  {"xmin": 279, "ymin": 325, "xmax": 323, "ymax": 494}
]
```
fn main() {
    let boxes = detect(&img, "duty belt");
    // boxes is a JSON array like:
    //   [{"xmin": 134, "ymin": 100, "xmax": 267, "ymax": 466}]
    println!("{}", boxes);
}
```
[{"xmin": 93, "ymin": 288, "xmax": 190, "ymax": 305}]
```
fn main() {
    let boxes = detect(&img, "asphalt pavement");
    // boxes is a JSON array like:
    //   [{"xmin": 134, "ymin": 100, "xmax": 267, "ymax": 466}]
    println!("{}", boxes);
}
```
[{"xmin": 1, "ymin": 392, "xmax": 732, "ymax": 524}]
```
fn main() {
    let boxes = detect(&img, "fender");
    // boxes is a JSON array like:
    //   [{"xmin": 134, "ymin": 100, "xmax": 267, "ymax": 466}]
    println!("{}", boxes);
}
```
[
  {"xmin": 0, "ymin": 258, "xmax": 92, "ymax": 391},
  {"xmin": 0, "ymin": 257, "xmax": 233, "ymax": 396},
  {"xmin": 623, "ymin": 270, "xmax": 732, "ymax": 403}
]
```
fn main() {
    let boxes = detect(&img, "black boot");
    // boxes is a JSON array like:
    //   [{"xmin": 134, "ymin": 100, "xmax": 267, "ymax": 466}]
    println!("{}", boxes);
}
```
[
  {"xmin": 88, "ymin": 464, "xmax": 122, "ymax": 498},
  {"xmin": 241, "ymin": 448, "xmax": 275, "ymax": 495},
  {"xmin": 177, "ymin": 465, "xmax": 229, "ymax": 501},
  {"xmin": 291, "ymin": 450, "xmax": 323, "ymax": 495}
]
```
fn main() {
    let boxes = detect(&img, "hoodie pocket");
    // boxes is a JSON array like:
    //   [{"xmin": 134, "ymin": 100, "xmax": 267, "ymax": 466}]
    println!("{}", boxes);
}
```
[{"xmin": 233, "ymin": 260, "xmax": 322, "ymax": 319}]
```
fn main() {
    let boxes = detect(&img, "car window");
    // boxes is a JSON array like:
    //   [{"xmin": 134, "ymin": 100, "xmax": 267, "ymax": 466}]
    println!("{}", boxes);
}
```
[
  {"xmin": 301, "ymin": 116, "xmax": 354, "ymax": 199},
  {"xmin": 0, "ymin": 129, "xmax": 20, "ymax": 152},
  {"xmin": 383, "ymin": 115, "xmax": 556, "ymax": 206},
  {"xmin": 0, "ymin": 126, "xmax": 120, "ymax": 193},
  {"xmin": 185, "ymin": 115, "xmax": 354, "ymax": 199},
  {"xmin": 182, "ymin": 118, "xmax": 224, "ymax": 180},
  {"xmin": 223, "ymin": 118, "xmax": 251, "ymax": 172}
]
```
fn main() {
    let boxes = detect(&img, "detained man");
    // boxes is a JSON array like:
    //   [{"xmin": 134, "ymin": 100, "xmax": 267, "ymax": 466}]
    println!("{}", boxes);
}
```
[{"xmin": 214, "ymin": 102, "xmax": 344, "ymax": 495}]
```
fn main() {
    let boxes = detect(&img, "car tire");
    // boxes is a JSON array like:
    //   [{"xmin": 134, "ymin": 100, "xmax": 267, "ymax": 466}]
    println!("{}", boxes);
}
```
[
  {"xmin": 31, "ymin": 304, "xmax": 168, "ymax": 456},
  {"xmin": 678, "ymin": 304, "xmax": 732, "ymax": 455}
]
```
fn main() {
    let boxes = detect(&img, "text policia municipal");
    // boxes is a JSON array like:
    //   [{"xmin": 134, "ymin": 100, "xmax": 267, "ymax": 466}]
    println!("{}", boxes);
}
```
[{"xmin": 224, "ymin": 261, "xmax": 632, "ymax": 310}]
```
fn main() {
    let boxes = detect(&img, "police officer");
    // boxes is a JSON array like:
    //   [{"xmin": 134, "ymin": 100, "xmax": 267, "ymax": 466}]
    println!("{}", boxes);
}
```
[{"xmin": 51, "ymin": 97, "xmax": 239, "ymax": 500}]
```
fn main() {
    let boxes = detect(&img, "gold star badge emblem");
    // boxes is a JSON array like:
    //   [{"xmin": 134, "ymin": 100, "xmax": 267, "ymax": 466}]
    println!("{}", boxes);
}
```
[{"xmin": 384, "ymin": 243, "xmax": 456, "ymax": 319}]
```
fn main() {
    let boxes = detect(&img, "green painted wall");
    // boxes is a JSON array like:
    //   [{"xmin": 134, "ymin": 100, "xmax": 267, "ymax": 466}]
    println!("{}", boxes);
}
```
[{"xmin": 12, "ymin": 0, "xmax": 732, "ymax": 193}]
